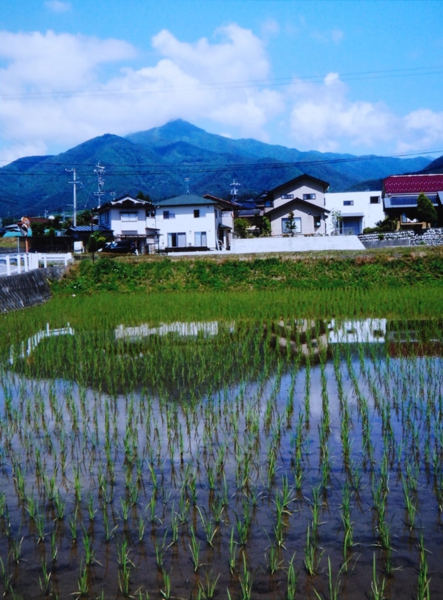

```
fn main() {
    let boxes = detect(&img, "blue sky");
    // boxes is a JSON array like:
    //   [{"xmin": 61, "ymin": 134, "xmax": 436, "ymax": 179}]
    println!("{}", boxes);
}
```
[{"xmin": 1, "ymin": 0, "xmax": 442, "ymax": 165}]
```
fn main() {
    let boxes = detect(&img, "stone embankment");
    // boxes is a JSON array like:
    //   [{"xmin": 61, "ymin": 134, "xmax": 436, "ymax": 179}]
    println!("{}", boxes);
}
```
[
  {"xmin": 0, "ymin": 266, "xmax": 67, "ymax": 313},
  {"xmin": 359, "ymin": 228, "xmax": 443, "ymax": 249}
]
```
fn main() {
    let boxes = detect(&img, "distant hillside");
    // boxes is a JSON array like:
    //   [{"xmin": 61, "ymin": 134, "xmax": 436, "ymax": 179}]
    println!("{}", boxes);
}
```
[
  {"xmin": 0, "ymin": 119, "xmax": 432, "ymax": 218},
  {"xmin": 418, "ymin": 155, "xmax": 443, "ymax": 174}
]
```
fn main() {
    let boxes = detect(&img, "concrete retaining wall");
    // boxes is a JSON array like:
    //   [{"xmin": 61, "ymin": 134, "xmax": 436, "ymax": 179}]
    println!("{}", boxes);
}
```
[
  {"xmin": 231, "ymin": 235, "xmax": 365, "ymax": 254},
  {"xmin": 0, "ymin": 266, "xmax": 67, "ymax": 314},
  {"xmin": 359, "ymin": 228, "xmax": 443, "ymax": 249}
]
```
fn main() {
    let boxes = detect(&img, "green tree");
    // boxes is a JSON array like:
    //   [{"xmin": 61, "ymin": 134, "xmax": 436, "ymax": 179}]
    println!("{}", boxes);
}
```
[
  {"xmin": 77, "ymin": 210, "xmax": 93, "ymax": 226},
  {"xmin": 416, "ymin": 193, "xmax": 437, "ymax": 227},
  {"xmin": 234, "ymin": 218, "xmax": 249, "ymax": 239},
  {"xmin": 261, "ymin": 216, "xmax": 271, "ymax": 237},
  {"xmin": 136, "ymin": 191, "xmax": 152, "ymax": 202},
  {"xmin": 285, "ymin": 211, "xmax": 297, "ymax": 237},
  {"xmin": 87, "ymin": 234, "xmax": 98, "ymax": 262}
]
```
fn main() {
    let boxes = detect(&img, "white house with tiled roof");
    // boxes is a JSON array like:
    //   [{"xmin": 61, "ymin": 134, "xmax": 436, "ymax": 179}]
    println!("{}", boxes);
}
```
[
  {"xmin": 96, "ymin": 195, "xmax": 159, "ymax": 253},
  {"xmin": 155, "ymin": 194, "xmax": 230, "ymax": 251}
]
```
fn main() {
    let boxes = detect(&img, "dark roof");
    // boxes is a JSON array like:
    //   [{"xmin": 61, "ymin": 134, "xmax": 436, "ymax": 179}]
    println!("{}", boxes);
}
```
[
  {"xmin": 66, "ymin": 225, "xmax": 103, "ymax": 233},
  {"xmin": 156, "ymin": 194, "xmax": 218, "ymax": 207},
  {"xmin": 97, "ymin": 196, "xmax": 154, "ymax": 211},
  {"xmin": 266, "ymin": 197, "xmax": 330, "ymax": 216},
  {"xmin": 267, "ymin": 174, "xmax": 330, "ymax": 197},
  {"xmin": 383, "ymin": 174, "xmax": 443, "ymax": 195},
  {"xmin": 203, "ymin": 193, "xmax": 240, "ymax": 210}
]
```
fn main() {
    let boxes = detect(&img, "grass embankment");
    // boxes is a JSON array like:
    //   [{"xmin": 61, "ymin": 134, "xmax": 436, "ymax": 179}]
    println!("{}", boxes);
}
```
[{"xmin": 56, "ymin": 247, "xmax": 443, "ymax": 294}]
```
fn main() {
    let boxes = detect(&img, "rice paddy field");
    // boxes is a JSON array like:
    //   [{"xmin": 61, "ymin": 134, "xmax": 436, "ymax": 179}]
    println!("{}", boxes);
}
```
[{"xmin": 1, "ymin": 285, "xmax": 443, "ymax": 599}]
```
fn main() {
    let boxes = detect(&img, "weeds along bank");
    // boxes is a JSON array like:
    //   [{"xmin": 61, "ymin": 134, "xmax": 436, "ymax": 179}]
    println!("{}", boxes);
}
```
[{"xmin": 53, "ymin": 250, "xmax": 443, "ymax": 295}]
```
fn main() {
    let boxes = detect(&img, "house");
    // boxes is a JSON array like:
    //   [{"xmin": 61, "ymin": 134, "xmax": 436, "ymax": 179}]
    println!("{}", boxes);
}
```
[
  {"xmin": 325, "ymin": 191, "xmax": 384, "ymax": 235},
  {"xmin": 382, "ymin": 174, "xmax": 443, "ymax": 229},
  {"xmin": 256, "ymin": 174, "xmax": 330, "ymax": 236},
  {"xmin": 155, "ymin": 194, "xmax": 230, "ymax": 251},
  {"xmin": 96, "ymin": 195, "xmax": 159, "ymax": 253}
]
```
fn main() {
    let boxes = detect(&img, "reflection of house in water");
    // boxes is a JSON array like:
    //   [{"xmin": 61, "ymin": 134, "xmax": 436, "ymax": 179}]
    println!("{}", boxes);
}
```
[
  {"xmin": 269, "ymin": 318, "xmax": 329, "ymax": 357},
  {"xmin": 114, "ymin": 321, "xmax": 233, "ymax": 341},
  {"xmin": 327, "ymin": 319, "xmax": 387, "ymax": 344},
  {"xmin": 269, "ymin": 318, "xmax": 390, "ymax": 357},
  {"xmin": 9, "ymin": 323, "xmax": 74, "ymax": 364}
]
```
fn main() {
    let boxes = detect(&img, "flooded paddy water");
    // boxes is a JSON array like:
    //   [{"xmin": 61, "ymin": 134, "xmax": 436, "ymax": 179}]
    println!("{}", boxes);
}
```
[{"xmin": 1, "ymin": 312, "xmax": 443, "ymax": 599}]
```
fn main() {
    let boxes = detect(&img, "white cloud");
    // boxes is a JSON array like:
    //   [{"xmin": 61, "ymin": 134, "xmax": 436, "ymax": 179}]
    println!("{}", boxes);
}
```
[
  {"xmin": 0, "ymin": 25, "xmax": 442, "ymax": 165},
  {"xmin": 45, "ymin": 1, "xmax": 72, "ymax": 13},
  {"xmin": 0, "ymin": 25, "xmax": 284, "ymax": 163},
  {"xmin": 287, "ymin": 73, "xmax": 443, "ymax": 154}
]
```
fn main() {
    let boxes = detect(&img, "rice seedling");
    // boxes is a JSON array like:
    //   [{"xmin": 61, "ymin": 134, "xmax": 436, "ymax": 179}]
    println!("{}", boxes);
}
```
[
  {"xmin": 286, "ymin": 553, "xmax": 297, "ymax": 600},
  {"xmin": 370, "ymin": 553, "xmax": 386, "ymax": 600},
  {"xmin": 239, "ymin": 553, "xmax": 253, "ymax": 600},
  {"xmin": 189, "ymin": 526, "xmax": 203, "ymax": 572},
  {"xmin": 304, "ymin": 525, "xmax": 322, "ymax": 577},
  {"xmin": 198, "ymin": 571, "xmax": 220, "ymax": 600},
  {"xmin": 314, "ymin": 556, "xmax": 343, "ymax": 600},
  {"xmin": 2, "ymin": 291, "xmax": 443, "ymax": 598},
  {"xmin": 9, "ymin": 535, "xmax": 24, "ymax": 564},
  {"xmin": 197, "ymin": 506, "xmax": 218, "ymax": 548},
  {"xmin": 417, "ymin": 535, "xmax": 431, "ymax": 600},
  {"xmin": 76, "ymin": 561, "xmax": 89, "ymax": 598},
  {"xmin": 228, "ymin": 526, "xmax": 238, "ymax": 574},
  {"xmin": 266, "ymin": 544, "xmax": 283, "ymax": 574},
  {"xmin": 38, "ymin": 558, "xmax": 52, "ymax": 596}
]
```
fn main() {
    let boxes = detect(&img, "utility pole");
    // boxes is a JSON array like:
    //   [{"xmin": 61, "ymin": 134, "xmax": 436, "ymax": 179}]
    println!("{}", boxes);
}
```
[
  {"xmin": 94, "ymin": 163, "xmax": 106, "ymax": 207},
  {"xmin": 66, "ymin": 168, "xmax": 81, "ymax": 227},
  {"xmin": 230, "ymin": 179, "xmax": 241, "ymax": 202}
]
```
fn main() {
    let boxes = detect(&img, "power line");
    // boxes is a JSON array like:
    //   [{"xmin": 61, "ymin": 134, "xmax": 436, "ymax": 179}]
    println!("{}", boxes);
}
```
[
  {"xmin": 0, "ymin": 148, "xmax": 441, "ymax": 178},
  {"xmin": 1, "ymin": 65, "xmax": 442, "ymax": 100}
]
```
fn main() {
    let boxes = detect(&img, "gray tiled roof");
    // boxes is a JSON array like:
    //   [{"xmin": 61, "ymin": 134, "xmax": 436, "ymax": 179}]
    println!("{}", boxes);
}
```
[{"xmin": 156, "ymin": 194, "xmax": 217, "ymax": 207}]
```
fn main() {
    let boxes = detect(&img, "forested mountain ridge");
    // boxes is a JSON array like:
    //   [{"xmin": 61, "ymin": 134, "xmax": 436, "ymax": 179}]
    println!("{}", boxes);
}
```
[{"xmin": 0, "ymin": 119, "xmax": 433, "ymax": 218}]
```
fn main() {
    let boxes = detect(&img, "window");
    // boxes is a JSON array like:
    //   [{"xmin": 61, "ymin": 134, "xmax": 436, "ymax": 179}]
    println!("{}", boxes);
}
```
[
  {"xmin": 303, "ymin": 193, "xmax": 316, "ymax": 200},
  {"xmin": 343, "ymin": 200, "xmax": 354, "ymax": 206},
  {"xmin": 167, "ymin": 232, "xmax": 186, "ymax": 247},
  {"xmin": 163, "ymin": 210, "xmax": 175, "ymax": 219},
  {"xmin": 370, "ymin": 196, "xmax": 380, "ymax": 204},
  {"xmin": 281, "ymin": 194, "xmax": 294, "ymax": 200},
  {"xmin": 120, "ymin": 212, "xmax": 138, "ymax": 222},
  {"xmin": 282, "ymin": 217, "xmax": 301, "ymax": 234},
  {"xmin": 195, "ymin": 232, "xmax": 207, "ymax": 247},
  {"xmin": 194, "ymin": 209, "xmax": 200, "ymax": 218}
]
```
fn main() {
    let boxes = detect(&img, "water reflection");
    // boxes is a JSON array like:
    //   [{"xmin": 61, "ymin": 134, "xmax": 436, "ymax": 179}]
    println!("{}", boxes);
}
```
[
  {"xmin": 8, "ymin": 323, "xmax": 74, "ymax": 365},
  {"xmin": 115, "ymin": 320, "xmax": 234, "ymax": 341}
]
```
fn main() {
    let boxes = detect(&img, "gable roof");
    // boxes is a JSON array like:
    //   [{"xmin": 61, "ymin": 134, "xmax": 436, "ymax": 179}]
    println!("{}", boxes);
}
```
[
  {"xmin": 203, "ymin": 193, "xmax": 240, "ymax": 210},
  {"xmin": 97, "ymin": 195, "xmax": 154, "ymax": 211},
  {"xmin": 267, "ymin": 173, "xmax": 330, "ymax": 198},
  {"xmin": 156, "ymin": 194, "xmax": 218, "ymax": 207},
  {"xmin": 383, "ymin": 174, "xmax": 443, "ymax": 195},
  {"xmin": 266, "ymin": 197, "xmax": 330, "ymax": 216}
]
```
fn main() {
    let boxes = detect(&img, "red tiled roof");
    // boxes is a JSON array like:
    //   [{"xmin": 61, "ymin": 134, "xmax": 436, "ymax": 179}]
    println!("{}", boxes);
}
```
[{"xmin": 384, "ymin": 174, "xmax": 443, "ymax": 194}]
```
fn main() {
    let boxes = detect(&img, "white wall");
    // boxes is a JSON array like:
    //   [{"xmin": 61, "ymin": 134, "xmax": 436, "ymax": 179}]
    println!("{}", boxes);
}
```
[
  {"xmin": 102, "ymin": 207, "xmax": 148, "ymax": 237},
  {"xmin": 231, "ymin": 236, "xmax": 365, "ymax": 253},
  {"xmin": 325, "ymin": 191, "xmax": 384, "ymax": 234},
  {"xmin": 156, "ymin": 204, "xmax": 219, "ymax": 249}
]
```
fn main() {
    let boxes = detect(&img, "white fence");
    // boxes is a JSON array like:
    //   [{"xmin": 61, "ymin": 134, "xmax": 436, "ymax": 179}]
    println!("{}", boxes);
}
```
[{"xmin": 0, "ymin": 253, "xmax": 73, "ymax": 277}]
